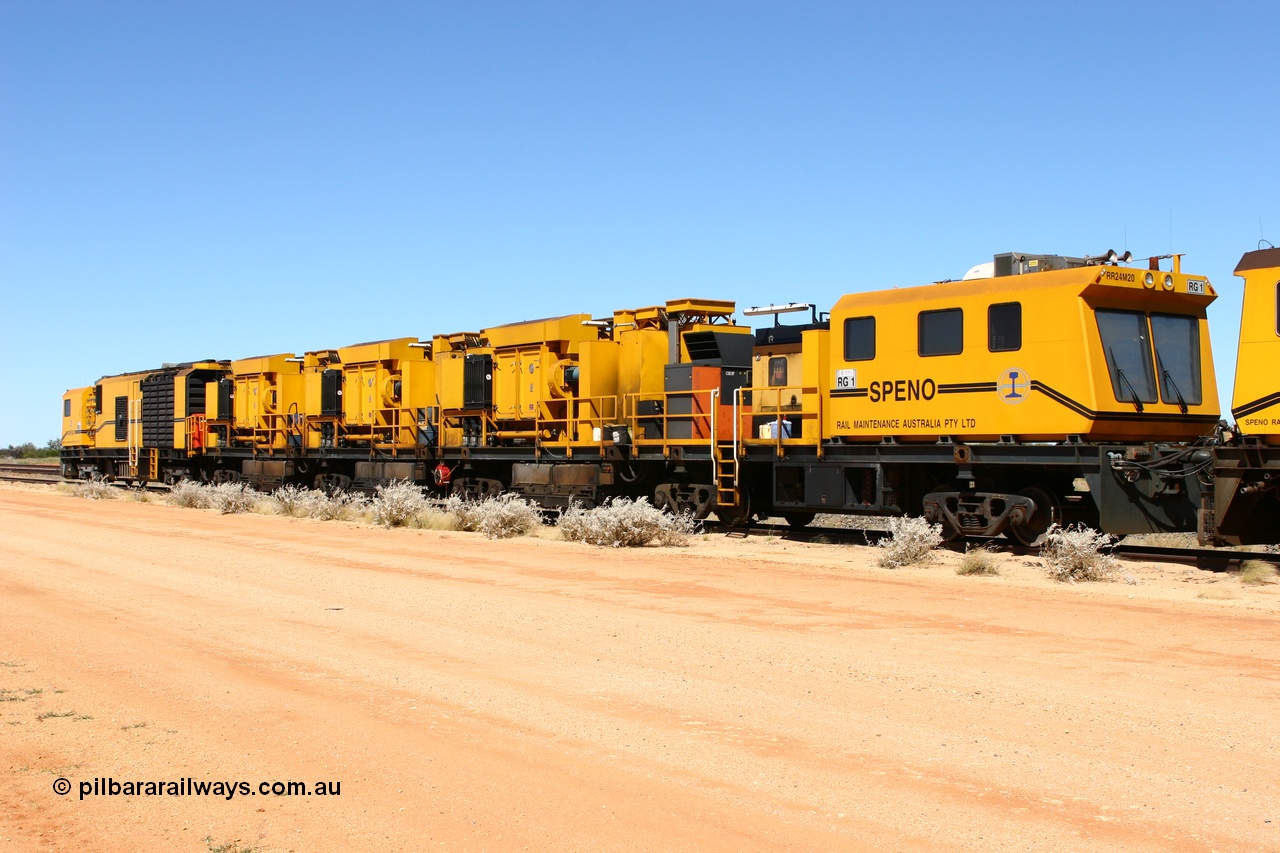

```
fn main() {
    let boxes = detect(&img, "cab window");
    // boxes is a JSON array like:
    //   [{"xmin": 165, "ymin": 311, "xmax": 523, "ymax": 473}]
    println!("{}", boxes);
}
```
[
  {"xmin": 919, "ymin": 308, "xmax": 963, "ymax": 356},
  {"xmin": 63, "ymin": 399, "xmax": 71, "ymax": 417},
  {"xmin": 988, "ymin": 302, "xmax": 1021, "ymax": 352},
  {"xmin": 768, "ymin": 357, "xmax": 788, "ymax": 387},
  {"xmin": 843, "ymin": 316, "xmax": 875, "ymax": 361},
  {"xmin": 1095, "ymin": 309, "xmax": 1157, "ymax": 404},
  {"xmin": 1150, "ymin": 313, "xmax": 1202, "ymax": 406}
]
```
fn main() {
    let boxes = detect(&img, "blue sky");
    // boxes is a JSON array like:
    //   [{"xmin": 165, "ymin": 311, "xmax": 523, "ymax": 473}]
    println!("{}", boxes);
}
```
[{"xmin": 2, "ymin": 2, "xmax": 1276, "ymax": 445}]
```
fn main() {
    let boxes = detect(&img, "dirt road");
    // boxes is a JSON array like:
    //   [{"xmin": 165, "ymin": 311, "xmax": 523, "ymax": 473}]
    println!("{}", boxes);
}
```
[{"xmin": 1, "ymin": 484, "xmax": 1277, "ymax": 852}]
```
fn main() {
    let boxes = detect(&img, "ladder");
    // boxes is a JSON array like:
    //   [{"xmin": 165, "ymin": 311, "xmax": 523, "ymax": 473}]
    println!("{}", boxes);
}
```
[
  {"xmin": 127, "ymin": 395, "xmax": 140, "ymax": 478},
  {"xmin": 714, "ymin": 441, "xmax": 739, "ymax": 510},
  {"xmin": 710, "ymin": 388, "xmax": 742, "ymax": 516}
]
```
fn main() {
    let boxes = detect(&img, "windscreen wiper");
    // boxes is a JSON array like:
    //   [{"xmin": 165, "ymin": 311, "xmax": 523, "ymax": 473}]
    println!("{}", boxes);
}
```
[
  {"xmin": 1108, "ymin": 347, "xmax": 1144, "ymax": 412},
  {"xmin": 1155, "ymin": 350, "xmax": 1188, "ymax": 414}
]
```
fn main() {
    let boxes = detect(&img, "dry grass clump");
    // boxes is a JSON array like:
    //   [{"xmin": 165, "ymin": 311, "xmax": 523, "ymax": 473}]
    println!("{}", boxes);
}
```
[
  {"xmin": 207, "ymin": 482, "xmax": 260, "ymax": 514},
  {"xmin": 446, "ymin": 493, "xmax": 542, "ymax": 539},
  {"xmin": 122, "ymin": 487, "xmax": 156, "ymax": 503},
  {"xmin": 956, "ymin": 543, "xmax": 1000, "ymax": 576},
  {"xmin": 557, "ymin": 497, "xmax": 697, "ymax": 547},
  {"xmin": 406, "ymin": 506, "xmax": 457, "ymax": 531},
  {"xmin": 74, "ymin": 477, "xmax": 116, "ymax": 500},
  {"xmin": 168, "ymin": 480, "xmax": 210, "ymax": 508},
  {"xmin": 876, "ymin": 516, "xmax": 943, "ymax": 568},
  {"xmin": 371, "ymin": 480, "xmax": 428, "ymax": 527},
  {"xmin": 1197, "ymin": 585, "xmax": 1242, "ymax": 601},
  {"xmin": 1127, "ymin": 531, "xmax": 1200, "ymax": 548},
  {"xmin": 1039, "ymin": 523, "xmax": 1119, "ymax": 582},
  {"xmin": 1240, "ymin": 559, "xmax": 1279, "ymax": 586}
]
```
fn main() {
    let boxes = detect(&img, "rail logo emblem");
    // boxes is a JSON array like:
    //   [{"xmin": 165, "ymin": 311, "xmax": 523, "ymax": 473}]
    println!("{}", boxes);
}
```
[{"xmin": 997, "ymin": 368, "xmax": 1030, "ymax": 404}]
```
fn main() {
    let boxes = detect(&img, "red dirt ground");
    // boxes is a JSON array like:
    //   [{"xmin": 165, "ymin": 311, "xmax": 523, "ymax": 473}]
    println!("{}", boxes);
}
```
[{"xmin": 1, "ymin": 483, "xmax": 1277, "ymax": 852}]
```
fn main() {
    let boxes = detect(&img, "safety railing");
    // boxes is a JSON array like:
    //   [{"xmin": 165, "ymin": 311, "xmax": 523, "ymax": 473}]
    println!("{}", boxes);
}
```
[{"xmin": 737, "ymin": 384, "xmax": 823, "ymax": 458}]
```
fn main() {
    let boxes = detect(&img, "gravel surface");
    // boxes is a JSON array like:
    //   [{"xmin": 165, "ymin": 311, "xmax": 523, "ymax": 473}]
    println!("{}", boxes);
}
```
[{"xmin": 1, "ymin": 482, "xmax": 1277, "ymax": 852}]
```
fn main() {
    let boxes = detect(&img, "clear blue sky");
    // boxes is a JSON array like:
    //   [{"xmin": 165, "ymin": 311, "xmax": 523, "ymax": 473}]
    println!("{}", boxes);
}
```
[{"xmin": 2, "ymin": 2, "xmax": 1276, "ymax": 446}]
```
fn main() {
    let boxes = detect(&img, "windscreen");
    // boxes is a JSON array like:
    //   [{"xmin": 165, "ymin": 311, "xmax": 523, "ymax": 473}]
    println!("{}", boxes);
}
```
[
  {"xmin": 1150, "ymin": 313, "xmax": 1202, "ymax": 406},
  {"xmin": 1096, "ymin": 309, "xmax": 1157, "ymax": 405}
]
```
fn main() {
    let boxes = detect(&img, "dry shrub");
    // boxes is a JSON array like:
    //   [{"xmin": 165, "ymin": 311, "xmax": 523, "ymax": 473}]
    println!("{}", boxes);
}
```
[
  {"xmin": 446, "ymin": 493, "xmax": 542, "ymax": 539},
  {"xmin": 1240, "ymin": 559, "xmax": 1279, "ymax": 586},
  {"xmin": 1039, "ymin": 523, "xmax": 1119, "ymax": 582},
  {"xmin": 876, "ymin": 516, "xmax": 943, "ymax": 568},
  {"xmin": 557, "ymin": 497, "xmax": 697, "ymax": 547},
  {"xmin": 168, "ymin": 480, "xmax": 210, "ymax": 508},
  {"xmin": 310, "ymin": 490, "xmax": 368, "ymax": 521},
  {"xmin": 207, "ymin": 482, "xmax": 260, "ymax": 515},
  {"xmin": 371, "ymin": 480, "xmax": 427, "ymax": 527},
  {"xmin": 267, "ymin": 484, "xmax": 368, "ymax": 521},
  {"xmin": 270, "ymin": 484, "xmax": 313, "ymax": 517},
  {"xmin": 74, "ymin": 476, "xmax": 115, "ymax": 500},
  {"xmin": 956, "ymin": 543, "xmax": 1000, "ymax": 576},
  {"xmin": 122, "ymin": 487, "xmax": 155, "ymax": 503}
]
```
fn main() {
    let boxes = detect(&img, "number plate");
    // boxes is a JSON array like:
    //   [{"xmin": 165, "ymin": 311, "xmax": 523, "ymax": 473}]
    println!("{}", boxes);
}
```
[
  {"xmin": 1187, "ymin": 280, "xmax": 1206, "ymax": 294},
  {"xmin": 835, "ymin": 369, "xmax": 857, "ymax": 390}
]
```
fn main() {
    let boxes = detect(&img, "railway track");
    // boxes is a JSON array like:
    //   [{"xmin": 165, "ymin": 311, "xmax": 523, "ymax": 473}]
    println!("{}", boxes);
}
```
[
  {"xmin": 0, "ymin": 462, "xmax": 62, "ymax": 484},
  {"xmin": 732, "ymin": 519, "xmax": 1280, "ymax": 571},
  {"xmin": 3, "ymin": 463, "xmax": 1274, "ymax": 570}
]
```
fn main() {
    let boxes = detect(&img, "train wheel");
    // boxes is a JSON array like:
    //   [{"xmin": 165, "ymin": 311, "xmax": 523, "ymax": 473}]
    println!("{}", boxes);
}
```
[
  {"xmin": 782, "ymin": 511, "xmax": 816, "ymax": 528},
  {"xmin": 1008, "ymin": 485, "xmax": 1061, "ymax": 548},
  {"xmin": 929, "ymin": 484, "xmax": 964, "ymax": 542}
]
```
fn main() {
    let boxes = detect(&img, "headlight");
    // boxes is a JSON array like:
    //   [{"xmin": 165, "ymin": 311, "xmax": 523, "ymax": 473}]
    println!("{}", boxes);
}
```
[
  {"xmin": 1144, "ymin": 272, "xmax": 1155, "ymax": 288},
  {"xmin": 1163, "ymin": 274, "xmax": 1174, "ymax": 290}
]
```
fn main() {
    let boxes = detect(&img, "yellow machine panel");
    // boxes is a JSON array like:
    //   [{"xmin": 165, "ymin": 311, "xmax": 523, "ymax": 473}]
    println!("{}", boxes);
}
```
[
  {"xmin": 221, "ymin": 354, "xmax": 303, "ymax": 450},
  {"xmin": 1230, "ymin": 248, "xmax": 1280, "ymax": 444}
]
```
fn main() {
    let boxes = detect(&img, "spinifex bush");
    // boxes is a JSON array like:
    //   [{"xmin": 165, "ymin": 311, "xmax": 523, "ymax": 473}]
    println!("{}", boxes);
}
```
[
  {"xmin": 371, "ymin": 480, "xmax": 428, "ymax": 527},
  {"xmin": 1039, "ymin": 523, "xmax": 1119, "ymax": 582},
  {"xmin": 270, "ymin": 484, "xmax": 313, "ymax": 517},
  {"xmin": 557, "ymin": 497, "xmax": 697, "ymax": 547},
  {"xmin": 207, "ymin": 482, "xmax": 260, "ymax": 515},
  {"xmin": 74, "ymin": 476, "xmax": 116, "ymax": 501},
  {"xmin": 307, "ymin": 489, "xmax": 368, "ymax": 521},
  {"xmin": 167, "ymin": 480, "xmax": 210, "ymax": 508},
  {"xmin": 446, "ymin": 493, "xmax": 542, "ymax": 539},
  {"xmin": 876, "ymin": 516, "xmax": 943, "ymax": 568}
]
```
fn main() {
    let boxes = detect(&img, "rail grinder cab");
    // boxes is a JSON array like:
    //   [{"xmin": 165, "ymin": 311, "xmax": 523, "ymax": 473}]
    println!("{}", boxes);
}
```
[
  {"xmin": 747, "ymin": 252, "xmax": 1220, "ymax": 543},
  {"xmin": 824, "ymin": 253, "xmax": 1219, "ymax": 445}
]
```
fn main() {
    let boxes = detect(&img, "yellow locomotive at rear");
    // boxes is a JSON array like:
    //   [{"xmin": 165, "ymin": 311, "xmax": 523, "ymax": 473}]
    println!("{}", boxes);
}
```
[
  {"xmin": 824, "ymin": 254, "xmax": 1220, "ymax": 443},
  {"xmin": 1229, "ymin": 247, "xmax": 1280, "ymax": 442},
  {"xmin": 61, "ymin": 361, "xmax": 228, "ymax": 483},
  {"xmin": 1209, "ymin": 247, "xmax": 1280, "ymax": 545}
]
